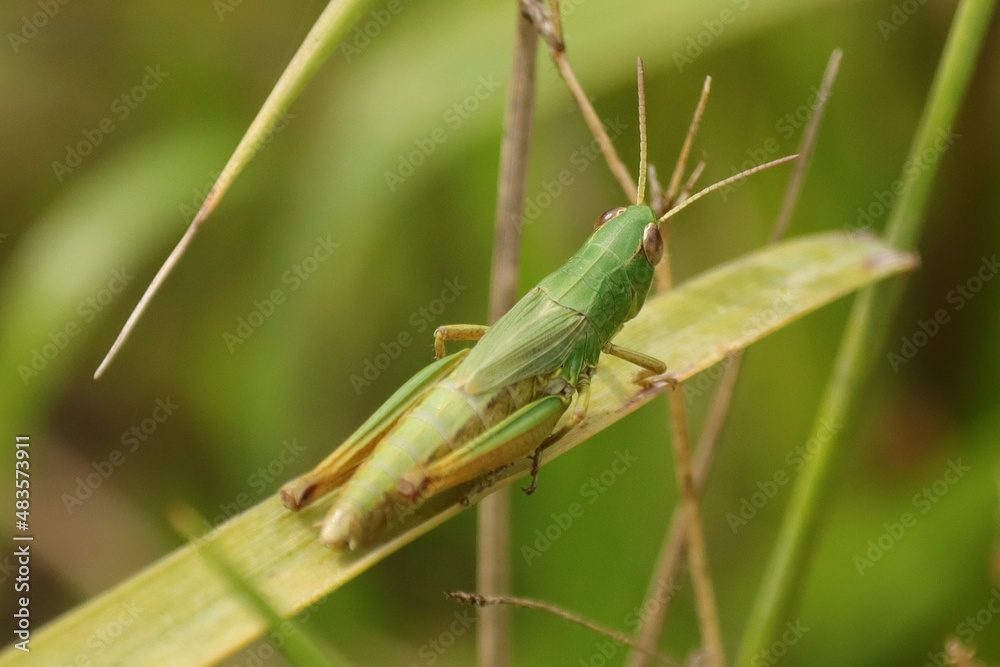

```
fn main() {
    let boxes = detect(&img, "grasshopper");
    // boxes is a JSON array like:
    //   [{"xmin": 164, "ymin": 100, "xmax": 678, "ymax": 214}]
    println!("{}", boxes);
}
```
[{"xmin": 281, "ymin": 71, "xmax": 795, "ymax": 550}]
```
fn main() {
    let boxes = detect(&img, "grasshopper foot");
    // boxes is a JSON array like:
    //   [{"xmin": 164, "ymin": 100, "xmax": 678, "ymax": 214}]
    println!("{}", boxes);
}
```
[
  {"xmin": 522, "ymin": 447, "xmax": 543, "ymax": 495},
  {"xmin": 634, "ymin": 369, "xmax": 679, "ymax": 390}
]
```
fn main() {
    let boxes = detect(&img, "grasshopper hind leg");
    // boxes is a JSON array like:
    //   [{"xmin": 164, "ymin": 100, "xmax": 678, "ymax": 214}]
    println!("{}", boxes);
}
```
[
  {"xmin": 280, "ymin": 350, "xmax": 468, "ymax": 513},
  {"xmin": 403, "ymin": 391, "xmax": 571, "ymax": 501}
]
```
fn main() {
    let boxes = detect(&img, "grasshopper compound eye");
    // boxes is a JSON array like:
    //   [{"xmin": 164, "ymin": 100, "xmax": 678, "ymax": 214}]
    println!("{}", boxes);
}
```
[
  {"xmin": 595, "ymin": 206, "xmax": 627, "ymax": 229},
  {"xmin": 641, "ymin": 222, "xmax": 663, "ymax": 264}
]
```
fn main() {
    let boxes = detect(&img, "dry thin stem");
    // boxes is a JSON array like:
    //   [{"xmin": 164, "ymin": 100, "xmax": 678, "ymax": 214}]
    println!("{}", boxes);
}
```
[
  {"xmin": 678, "ymin": 160, "xmax": 707, "ymax": 204},
  {"xmin": 521, "ymin": 0, "xmax": 637, "ymax": 201},
  {"xmin": 770, "ymin": 50, "xmax": 842, "ymax": 242},
  {"xmin": 515, "ymin": 18, "xmax": 738, "ymax": 659},
  {"xmin": 626, "ymin": 357, "xmax": 739, "ymax": 667},
  {"xmin": 94, "ymin": 0, "xmax": 370, "ymax": 378},
  {"xmin": 635, "ymin": 80, "xmax": 802, "ymax": 667},
  {"xmin": 655, "ymin": 78, "xmax": 710, "ymax": 293},
  {"xmin": 648, "ymin": 105, "xmax": 728, "ymax": 667},
  {"xmin": 477, "ymin": 497, "xmax": 511, "ymax": 667},
  {"xmin": 478, "ymin": 7, "xmax": 541, "ymax": 666},
  {"xmin": 488, "ymin": 9, "xmax": 540, "ymax": 323},
  {"xmin": 646, "ymin": 198, "xmax": 727, "ymax": 661},
  {"xmin": 648, "ymin": 164, "xmax": 665, "ymax": 215},
  {"xmin": 448, "ymin": 592, "xmax": 680, "ymax": 667},
  {"xmin": 93, "ymin": 220, "xmax": 200, "ymax": 377},
  {"xmin": 665, "ymin": 387, "xmax": 727, "ymax": 667},
  {"xmin": 495, "ymin": 10, "xmax": 791, "ymax": 666},
  {"xmin": 546, "ymin": 0, "xmax": 562, "ymax": 48},
  {"xmin": 665, "ymin": 77, "xmax": 712, "ymax": 207},
  {"xmin": 627, "ymin": 50, "xmax": 842, "ymax": 667},
  {"xmin": 551, "ymin": 55, "xmax": 637, "ymax": 200}
]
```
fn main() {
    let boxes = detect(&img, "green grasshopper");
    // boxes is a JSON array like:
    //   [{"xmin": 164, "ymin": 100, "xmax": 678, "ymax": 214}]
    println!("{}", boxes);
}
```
[{"xmin": 281, "ymin": 75, "xmax": 795, "ymax": 550}]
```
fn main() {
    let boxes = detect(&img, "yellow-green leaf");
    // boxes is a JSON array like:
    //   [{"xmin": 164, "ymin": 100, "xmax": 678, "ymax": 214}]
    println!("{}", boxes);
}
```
[{"xmin": 2, "ymin": 232, "xmax": 915, "ymax": 667}]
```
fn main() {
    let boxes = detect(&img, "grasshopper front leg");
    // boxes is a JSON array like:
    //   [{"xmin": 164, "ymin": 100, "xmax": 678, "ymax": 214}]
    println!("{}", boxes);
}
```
[
  {"xmin": 603, "ymin": 341, "xmax": 678, "ymax": 389},
  {"xmin": 434, "ymin": 324, "xmax": 489, "ymax": 359}
]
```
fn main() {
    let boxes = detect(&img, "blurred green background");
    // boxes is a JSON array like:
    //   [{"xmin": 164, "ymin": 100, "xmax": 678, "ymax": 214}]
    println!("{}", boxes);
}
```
[{"xmin": 2, "ymin": 0, "xmax": 999, "ymax": 664}]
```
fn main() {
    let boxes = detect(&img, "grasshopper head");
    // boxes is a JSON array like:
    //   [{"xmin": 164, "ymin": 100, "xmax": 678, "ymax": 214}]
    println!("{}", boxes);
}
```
[{"xmin": 592, "ymin": 203, "xmax": 662, "ymax": 320}]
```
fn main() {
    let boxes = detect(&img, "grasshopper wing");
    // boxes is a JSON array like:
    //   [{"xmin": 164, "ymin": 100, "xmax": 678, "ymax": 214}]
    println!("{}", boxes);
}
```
[
  {"xmin": 455, "ymin": 288, "xmax": 595, "ymax": 395},
  {"xmin": 281, "ymin": 349, "xmax": 469, "ymax": 510}
]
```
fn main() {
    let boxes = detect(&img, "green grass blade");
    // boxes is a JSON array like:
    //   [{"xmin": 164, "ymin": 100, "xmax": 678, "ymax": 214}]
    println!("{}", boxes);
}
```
[
  {"xmin": 885, "ymin": 0, "xmax": 997, "ymax": 251},
  {"xmin": 734, "ymin": 1, "xmax": 998, "ymax": 664},
  {"xmin": 94, "ymin": 0, "xmax": 379, "ymax": 377},
  {"xmin": 0, "ymin": 129, "xmax": 233, "ymax": 532},
  {"xmin": 189, "ymin": 0, "xmax": 379, "ymax": 222},
  {"xmin": 0, "ymin": 232, "xmax": 915, "ymax": 667},
  {"xmin": 170, "ymin": 505, "xmax": 345, "ymax": 667}
]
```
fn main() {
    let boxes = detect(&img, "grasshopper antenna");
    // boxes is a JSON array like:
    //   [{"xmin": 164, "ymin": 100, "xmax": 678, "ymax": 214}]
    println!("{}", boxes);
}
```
[
  {"xmin": 656, "ymin": 154, "xmax": 799, "ymax": 227},
  {"xmin": 636, "ymin": 57, "xmax": 648, "ymax": 206}
]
